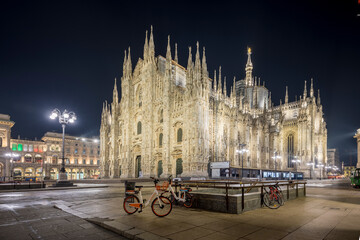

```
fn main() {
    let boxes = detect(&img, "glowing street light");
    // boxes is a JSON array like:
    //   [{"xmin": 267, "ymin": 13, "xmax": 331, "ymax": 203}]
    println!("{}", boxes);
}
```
[
  {"xmin": 49, "ymin": 108, "xmax": 76, "ymax": 187},
  {"xmin": 316, "ymin": 164, "xmax": 325, "ymax": 180},
  {"xmin": 237, "ymin": 144, "xmax": 249, "ymax": 179},
  {"xmin": 292, "ymin": 156, "xmax": 301, "ymax": 180},
  {"xmin": 272, "ymin": 151, "xmax": 281, "ymax": 178},
  {"xmin": 307, "ymin": 162, "xmax": 315, "ymax": 179}
]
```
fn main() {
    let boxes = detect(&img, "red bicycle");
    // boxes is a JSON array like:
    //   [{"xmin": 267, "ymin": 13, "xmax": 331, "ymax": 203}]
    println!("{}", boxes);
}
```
[{"xmin": 263, "ymin": 183, "xmax": 284, "ymax": 209}]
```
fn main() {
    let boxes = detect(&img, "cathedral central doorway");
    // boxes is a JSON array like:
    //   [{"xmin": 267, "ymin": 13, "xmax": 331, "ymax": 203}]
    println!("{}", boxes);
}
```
[{"xmin": 135, "ymin": 155, "xmax": 142, "ymax": 178}]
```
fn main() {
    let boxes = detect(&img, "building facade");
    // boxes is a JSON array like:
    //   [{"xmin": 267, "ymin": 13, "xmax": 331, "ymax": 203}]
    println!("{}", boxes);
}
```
[
  {"xmin": 354, "ymin": 129, "xmax": 360, "ymax": 168},
  {"xmin": 100, "ymin": 27, "xmax": 328, "ymax": 179},
  {"xmin": 0, "ymin": 114, "xmax": 100, "ymax": 181},
  {"xmin": 327, "ymin": 148, "xmax": 340, "ymax": 169},
  {"xmin": 344, "ymin": 165, "xmax": 356, "ymax": 178}
]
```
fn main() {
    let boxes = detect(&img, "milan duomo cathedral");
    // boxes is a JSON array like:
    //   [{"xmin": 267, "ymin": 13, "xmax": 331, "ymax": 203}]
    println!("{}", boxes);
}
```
[{"xmin": 100, "ymin": 27, "xmax": 327, "ymax": 179}]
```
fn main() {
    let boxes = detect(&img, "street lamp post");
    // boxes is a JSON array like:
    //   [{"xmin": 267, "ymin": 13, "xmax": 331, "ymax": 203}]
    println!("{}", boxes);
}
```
[
  {"xmin": 5, "ymin": 152, "xmax": 19, "ymax": 182},
  {"xmin": 50, "ymin": 109, "xmax": 76, "ymax": 187},
  {"xmin": 306, "ymin": 162, "xmax": 314, "ymax": 179},
  {"xmin": 272, "ymin": 151, "xmax": 281, "ymax": 179},
  {"xmin": 236, "ymin": 144, "xmax": 249, "ymax": 179},
  {"xmin": 291, "ymin": 157, "xmax": 301, "ymax": 180},
  {"xmin": 317, "ymin": 164, "xmax": 324, "ymax": 180}
]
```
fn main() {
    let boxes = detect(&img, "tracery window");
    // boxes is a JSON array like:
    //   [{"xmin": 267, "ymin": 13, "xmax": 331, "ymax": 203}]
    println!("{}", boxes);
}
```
[
  {"xmin": 177, "ymin": 128, "xmax": 183, "ymax": 143},
  {"xmin": 137, "ymin": 122, "xmax": 142, "ymax": 135},
  {"xmin": 287, "ymin": 134, "xmax": 294, "ymax": 168},
  {"xmin": 159, "ymin": 133, "xmax": 163, "ymax": 147},
  {"xmin": 138, "ymin": 88, "xmax": 142, "ymax": 107}
]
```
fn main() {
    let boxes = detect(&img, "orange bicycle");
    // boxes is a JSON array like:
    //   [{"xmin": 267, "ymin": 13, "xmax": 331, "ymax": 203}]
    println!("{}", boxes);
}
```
[{"xmin": 123, "ymin": 177, "xmax": 172, "ymax": 217}]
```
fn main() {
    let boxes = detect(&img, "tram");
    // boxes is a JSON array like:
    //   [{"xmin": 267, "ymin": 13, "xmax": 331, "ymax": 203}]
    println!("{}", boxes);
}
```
[{"xmin": 350, "ymin": 168, "xmax": 360, "ymax": 188}]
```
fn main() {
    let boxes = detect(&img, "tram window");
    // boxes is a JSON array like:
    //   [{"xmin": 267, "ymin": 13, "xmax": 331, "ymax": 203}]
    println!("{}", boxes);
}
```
[{"xmin": 355, "ymin": 170, "xmax": 360, "ymax": 177}]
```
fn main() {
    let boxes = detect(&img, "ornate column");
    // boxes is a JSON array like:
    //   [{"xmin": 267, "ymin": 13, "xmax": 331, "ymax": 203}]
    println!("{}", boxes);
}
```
[{"xmin": 354, "ymin": 129, "xmax": 360, "ymax": 168}]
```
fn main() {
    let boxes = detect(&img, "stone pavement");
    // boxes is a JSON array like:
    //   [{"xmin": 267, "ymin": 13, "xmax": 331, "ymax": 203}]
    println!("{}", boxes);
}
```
[
  {"xmin": 0, "ymin": 183, "xmax": 109, "ymax": 193},
  {"xmin": 55, "ymin": 189, "xmax": 360, "ymax": 240},
  {"xmin": 0, "ymin": 203, "xmax": 127, "ymax": 240}
]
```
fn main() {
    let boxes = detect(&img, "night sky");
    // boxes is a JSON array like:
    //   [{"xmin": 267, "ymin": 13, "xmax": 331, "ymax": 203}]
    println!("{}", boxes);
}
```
[{"xmin": 1, "ymin": 1, "xmax": 359, "ymax": 164}]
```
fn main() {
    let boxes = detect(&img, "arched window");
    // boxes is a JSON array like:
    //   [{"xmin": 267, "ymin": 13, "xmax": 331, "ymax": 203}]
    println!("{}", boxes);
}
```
[
  {"xmin": 159, "ymin": 109, "xmax": 163, "ymax": 123},
  {"xmin": 137, "ymin": 122, "xmax": 142, "ymax": 135},
  {"xmin": 287, "ymin": 134, "xmax": 294, "ymax": 168},
  {"xmin": 138, "ymin": 88, "xmax": 142, "ymax": 107},
  {"xmin": 177, "ymin": 128, "xmax": 183, "ymax": 143},
  {"xmin": 25, "ymin": 154, "xmax": 32, "ymax": 163},
  {"xmin": 52, "ymin": 155, "xmax": 58, "ymax": 164},
  {"xmin": 159, "ymin": 133, "xmax": 163, "ymax": 147}
]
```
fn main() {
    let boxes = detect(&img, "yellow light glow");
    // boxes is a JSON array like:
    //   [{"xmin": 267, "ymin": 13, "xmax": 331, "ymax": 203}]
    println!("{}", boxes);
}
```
[{"xmin": 248, "ymin": 47, "xmax": 251, "ymax": 54}]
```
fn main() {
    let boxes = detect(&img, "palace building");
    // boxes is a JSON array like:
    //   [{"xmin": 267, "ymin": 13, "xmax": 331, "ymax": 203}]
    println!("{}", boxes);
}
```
[
  {"xmin": 0, "ymin": 114, "xmax": 100, "ymax": 181},
  {"xmin": 100, "ymin": 27, "xmax": 327, "ymax": 179}
]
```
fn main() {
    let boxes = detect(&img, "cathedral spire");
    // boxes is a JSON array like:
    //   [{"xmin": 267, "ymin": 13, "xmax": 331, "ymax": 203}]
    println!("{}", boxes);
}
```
[
  {"xmin": 268, "ymin": 91, "xmax": 272, "ymax": 108},
  {"xmin": 317, "ymin": 89, "xmax": 321, "ymax": 105},
  {"xmin": 113, "ymin": 78, "xmax": 118, "ymax": 104},
  {"xmin": 245, "ymin": 47, "xmax": 253, "ymax": 86},
  {"xmin": 174, "ymin": 43, "xmax": 178, "ymax": 63},
  {"xmin": 310, "ymin": 78, "xmax": 314, "ymax": 97},
  {"xmin": 195, "ymin": 41, "xmax": 201, "ymax": 75},
  {"xmin": 166, "ymin": 35, "xmax": 172, "ymax": 61},
  {"xmin": 149, "ymin": 25, "xmax": 155, "ymax": 60},
  {"xmin": 202, "ymin": 46, "xmax": 208, "ymax": 80},
  {"xmin": 285, "ymin": 86, "xmax": 288, "ymax": 104},
  {"xmin": 187, "ymin": 46, "xmax": 192, "ymax": 70},
  {"xmin": 232, "ymin": 77, "xmax": 237, "ymax": 107},
  {"xmin": 303, "ymin": 80, "xmax": 307, "ymax": 99},
  {"xmin": 253, "ymin": 85, "xmax": 257, "ymax": 108},
  {"xmin": 213, "ymin": 70, "xmax": 217, "ymax": 92},
  {"xmin": 218, "ymin": 66, "xmax": 222, "ymax": 94},
  {"xmin": 127, "ymin": 47, "xmax": 132, "ymax": 76},
  {"xmin": 232, "ymin": 77, "xmax": 236, "ymax": 96},
  {"xmin": 224, "ymin": 77, "xmax": 227, "ymax": 97},
  {"xmin": 143, "ymin": 30, "xmax": 148, "ymax": 61},
  {"xmin": 123, "ymin": 49, "xmax": 127, "ymax": 76}
]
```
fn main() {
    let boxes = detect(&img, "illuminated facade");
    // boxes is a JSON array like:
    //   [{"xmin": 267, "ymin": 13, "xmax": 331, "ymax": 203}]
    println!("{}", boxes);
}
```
[
  {"xmin": 100, "ymin": 27, "xmax": 328, "ymax": 179},
  {"xmin": 354, "ymin": 129, "xmax": 360, "ymax": 168},
  {"xmin": 0, "ymin": 114, "xmax": 100, "ymax": 180}
]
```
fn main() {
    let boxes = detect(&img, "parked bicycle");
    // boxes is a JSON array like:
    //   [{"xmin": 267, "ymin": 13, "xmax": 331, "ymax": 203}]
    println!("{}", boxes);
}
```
[
  {"xmin": 263, "ymin": 183, "xmax": 284, "ymax": 209},
  {"xmin": 160, "ymin": 176, "xmax": 193, "ymax": 208},
  {"xmin": 123, "ymin": 177, "xmax": 172, "ymax": 217}
]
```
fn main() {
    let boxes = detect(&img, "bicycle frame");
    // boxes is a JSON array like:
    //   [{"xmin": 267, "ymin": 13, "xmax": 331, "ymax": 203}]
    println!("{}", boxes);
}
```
[
  {"xmin": 129, "ymin": 188, "xmax": 164, "ymax": 209},
  {"xmin": 167, "ymin": 184, "xmax": 187, "ymax": 202}
]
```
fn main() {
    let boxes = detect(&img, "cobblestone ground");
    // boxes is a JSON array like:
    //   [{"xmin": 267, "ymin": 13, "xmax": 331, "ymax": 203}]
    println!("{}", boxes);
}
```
[
  {"xmin": 0, "ymin": 187, "xmax": 128, "ymax": 240},
  {"xmin": 0, "ymin": 180, "xmax": 359, "ymax": 240}
]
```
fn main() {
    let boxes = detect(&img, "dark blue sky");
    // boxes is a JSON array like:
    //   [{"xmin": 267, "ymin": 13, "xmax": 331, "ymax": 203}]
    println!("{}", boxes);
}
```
[{"xmin": 1, "ymin": 1, "xmax": 359, "ymax": 164}]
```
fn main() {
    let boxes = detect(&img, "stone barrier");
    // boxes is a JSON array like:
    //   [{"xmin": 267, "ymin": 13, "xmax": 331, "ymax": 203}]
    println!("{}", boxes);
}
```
[{"xmin": 191, "ymin": 186, "xmax": 305, "ymax": 214}]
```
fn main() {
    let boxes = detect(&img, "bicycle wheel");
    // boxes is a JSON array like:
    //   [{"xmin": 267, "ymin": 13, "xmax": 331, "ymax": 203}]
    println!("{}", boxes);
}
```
[
  {"xmin": 123, "ymin": 195, "xmax": 140, "ymax": 214},
  {"xmin": 263, "ymin": 192, "xmax": 281, "ymax": 209},
  {"xmin": 277, "ymin": 191, "xmax": 285, "ymax": 206},
  {"xmin": 151, "ymin": 196, "xmax": 172, "ymax": 217},
  {"xmin": 181, "ymin": 192, "xmax": 193, "ymax": 208}
]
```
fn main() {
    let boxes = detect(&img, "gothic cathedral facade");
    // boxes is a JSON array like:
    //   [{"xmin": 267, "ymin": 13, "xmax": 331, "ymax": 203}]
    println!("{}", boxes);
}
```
[{"xmin": 100, "ymin": 27, "xmax": 327, "ymax": 179}]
